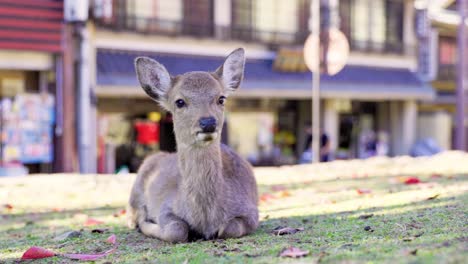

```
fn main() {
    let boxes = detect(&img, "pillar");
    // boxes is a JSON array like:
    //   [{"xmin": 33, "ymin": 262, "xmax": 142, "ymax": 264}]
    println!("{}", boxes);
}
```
[
  {"xmin": 401, "ymin": 100, "xmax": 417, "ymax": 155},
  {"xmin": 214, "ymin": 0, "xmax": 231, "ymax": 39},
  {"xmin": 389, "ymin": 101, "xmax": 402, "ymax": 156},
  {"xmin": 323, "ymin": 99, "xmax": 339, "ymax": 158}
]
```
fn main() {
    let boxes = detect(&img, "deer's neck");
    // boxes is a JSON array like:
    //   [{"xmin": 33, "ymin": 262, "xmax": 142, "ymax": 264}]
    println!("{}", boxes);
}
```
[{"xmin": 177, "ymin": 142, "xmax": 223, "ymax": 203}]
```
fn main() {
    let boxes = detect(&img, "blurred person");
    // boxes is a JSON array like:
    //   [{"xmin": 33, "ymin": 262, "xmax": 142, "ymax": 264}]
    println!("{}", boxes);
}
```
[{"xmin": 301, "ymin": 124, "xmax": 330, "ymax": 163}]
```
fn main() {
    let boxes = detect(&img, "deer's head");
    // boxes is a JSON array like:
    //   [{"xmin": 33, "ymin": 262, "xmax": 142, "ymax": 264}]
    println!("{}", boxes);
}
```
[{"xmin": 135, "ymin": 48, "xmax": 245, "ymax": 147}]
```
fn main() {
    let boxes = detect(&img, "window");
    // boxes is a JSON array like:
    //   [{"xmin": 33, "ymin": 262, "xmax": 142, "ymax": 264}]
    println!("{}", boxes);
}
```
[
  {"xmin": 231, "ymin": 0, "xmax": 301, "ymax": 44},
  {"xmin": 438, "ymin": 36, "xmax": 457, "ymax": 81},
  {"xmin": 183, "ymin": 0, "xmax": 214, "ymax": 37},
  {"xmin": 340, "ymin": 0, "xmax": 404, "ymax": 53}
]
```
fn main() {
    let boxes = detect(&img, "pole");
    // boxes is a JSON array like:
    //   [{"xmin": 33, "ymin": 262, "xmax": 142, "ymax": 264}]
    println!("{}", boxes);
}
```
[
  {"xmin": 311, "ymin": 0, "xmax": 321, "ymax": 163},
  {"xmin": 77, "ymin": 22, "xmax": 97, "ymax": 173},
  {"xmin": 456, "ymin": 0, "xmax": 467, "ymax": 150}
]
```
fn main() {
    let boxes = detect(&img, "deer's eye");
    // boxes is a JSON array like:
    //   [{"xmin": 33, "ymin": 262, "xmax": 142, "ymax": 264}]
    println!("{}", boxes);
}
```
[
  {"xmin": 175, "ymin": 99, "xmax": 186, "ymax": 108},
  {"xmin": 218, "ymin": 96, "xmax": 226, "ymax": 106}
]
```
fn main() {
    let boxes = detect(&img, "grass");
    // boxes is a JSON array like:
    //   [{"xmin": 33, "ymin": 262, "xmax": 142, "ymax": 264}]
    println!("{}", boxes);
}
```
[{"xmin": 1, "ymin": 151, "xmax": 468, "ymax": 263}]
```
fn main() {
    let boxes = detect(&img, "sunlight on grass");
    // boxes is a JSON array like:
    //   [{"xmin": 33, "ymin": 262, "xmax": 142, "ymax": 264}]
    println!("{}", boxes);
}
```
[{"xmin": 1, "ymin": 151, "xmax": 467, "ymax": 263}]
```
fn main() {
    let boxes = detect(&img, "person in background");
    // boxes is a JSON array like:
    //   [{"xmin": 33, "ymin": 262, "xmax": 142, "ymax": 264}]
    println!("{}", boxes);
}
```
[{"xmin": 301, "ymin": 124, "xmax": 330, "ymax": 163}]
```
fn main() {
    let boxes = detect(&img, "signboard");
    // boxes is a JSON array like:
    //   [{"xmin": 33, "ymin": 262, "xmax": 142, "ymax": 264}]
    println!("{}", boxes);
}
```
[
  {"xmin": 0, "ymin": 94, "xmax": 55, "ymax": 164},
  {"xmin": 303, "ymin": 28, "xmax": 349, "ymax": 75}
]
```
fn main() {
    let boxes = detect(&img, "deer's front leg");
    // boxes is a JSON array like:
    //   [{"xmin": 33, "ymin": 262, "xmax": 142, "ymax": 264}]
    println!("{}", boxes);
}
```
[{"xmin": 218, "ymin": 217, "xmax": 251, "ymax": 239}]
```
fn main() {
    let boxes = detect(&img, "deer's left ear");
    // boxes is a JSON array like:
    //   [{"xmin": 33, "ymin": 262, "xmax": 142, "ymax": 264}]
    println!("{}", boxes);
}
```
[{"xmin": 215, "ymin": 48, "xmax": 245, "ymax": 94}]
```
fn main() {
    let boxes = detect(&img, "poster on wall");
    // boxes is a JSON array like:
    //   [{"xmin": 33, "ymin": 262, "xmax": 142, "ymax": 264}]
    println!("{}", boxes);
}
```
[{"xmin": 0, "ymin": 93, "xmax": 54, "ymax": 164}]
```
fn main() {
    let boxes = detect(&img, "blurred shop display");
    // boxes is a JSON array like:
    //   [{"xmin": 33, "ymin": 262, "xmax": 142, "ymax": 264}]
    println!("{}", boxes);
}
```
[
  {"xmin": 98, "ymin": 111, "xmax": 174, "ymax": 174},
  {"xmin": 410, "ymin": 138, "xmax": 442, "ymax": 157},
  {"xmin": 0, "ymin": 94, "xmax": 54, "ymax": 176}
]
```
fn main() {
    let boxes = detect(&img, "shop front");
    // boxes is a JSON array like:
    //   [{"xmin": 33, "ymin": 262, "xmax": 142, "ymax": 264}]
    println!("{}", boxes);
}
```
[
  {"xmin": 0, "ymin": 1, "xmax": 64, "ymax": 176},
  {"xmin": 95, "ymin": 49, "xmax": 435, "ymax": 169}
]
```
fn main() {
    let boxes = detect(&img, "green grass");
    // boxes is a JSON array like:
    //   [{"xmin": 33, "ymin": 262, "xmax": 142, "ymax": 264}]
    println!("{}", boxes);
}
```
[{"xmin": 1, "ymin": 152, "xmax": 468, "ymax": 263}]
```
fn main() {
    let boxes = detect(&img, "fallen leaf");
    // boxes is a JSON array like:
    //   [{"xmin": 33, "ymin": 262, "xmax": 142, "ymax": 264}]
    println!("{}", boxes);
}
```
[
  {"xmin": 84, "ymin": 218, "xmax": 104, "ymax": 226},
  {"xmin": 61, "ymin": 247, "xmax": 117, "ymax": 261},
  {"xmin": 21, "ymin": 246, "xmax": 56, "ymax": 260},
  {"xmin": 358, "ymin": 214, "xmax": 374, "ymax": 219},
  {"xmin": 91, "ymin": 228, "xmax": 109, "ymax": 234},
  {"xmin": 357, "ymin": 189, "xmax": 372, "ymax": 195},
  {"xmin": 106, "ymin": 234, "xmax": 116, "ymax": 244},
  {"xmin": 430, "ymin": 173, "xmax": 442, "ymax": 179},
  {"xmin": 409, "ymin": 249, "xmax": 418, "ymax": 255},
  {"xmin": 113, "ymin": 209, "xmax": 126, "ymax": 217},
  {"xmin": 279, "ymin": 247, "xmax": 309, "ymax": 258},
  {"xmin": 404, "ymin": 177, "xmax": 421, "ymax": 185},
  {"xmin": 259, "ymin": 193, "xmax": 275, "ymax": 203},
  {"xmin": 4, "ymin": 204, "xmax": 13, "ymax": 212},
  {"xmin": 277, "ymin": 190, "xmax": 291, "ymax": 198},
  {"xmin": 52, "ymin": 208, "xmax": 63, "ymax": 212},
  {"xmin": 21, "ymin": 235, "xmax": 118, "ymax": 261},
  {"xmin": 272, "ymin": 226, "xmax": 304, "ymax": 236},
  {"xmin": 426, "ymin": 194, "xmax": 440, "ymax": 200}
]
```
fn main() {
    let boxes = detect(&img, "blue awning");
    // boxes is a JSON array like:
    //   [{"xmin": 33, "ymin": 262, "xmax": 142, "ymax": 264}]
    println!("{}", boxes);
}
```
[{"xmin": 96, "ymin": 49, "xmax": 435, "ymax": 101}]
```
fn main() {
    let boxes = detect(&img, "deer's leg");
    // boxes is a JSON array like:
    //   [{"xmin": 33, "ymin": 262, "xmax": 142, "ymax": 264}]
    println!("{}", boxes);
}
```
[
  {"xmin": 139, "ymin": 201, "xmax": 189, "ymax": 243},
  {"xmin": 218, "ymin": 217, "xmax": 253, "ymax": 239}
]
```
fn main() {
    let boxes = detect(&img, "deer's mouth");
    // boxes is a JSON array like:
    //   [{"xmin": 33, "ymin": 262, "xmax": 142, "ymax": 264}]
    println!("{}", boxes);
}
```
[{"xmin": 196, "ymin": 131, "xmax": 219, "ymax": 143}]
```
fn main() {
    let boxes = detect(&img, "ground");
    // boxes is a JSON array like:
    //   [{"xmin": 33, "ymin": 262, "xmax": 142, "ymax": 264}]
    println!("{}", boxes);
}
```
[{"xmin": 1, "ymin": 152, "xmax": 467, "ymax": 263}]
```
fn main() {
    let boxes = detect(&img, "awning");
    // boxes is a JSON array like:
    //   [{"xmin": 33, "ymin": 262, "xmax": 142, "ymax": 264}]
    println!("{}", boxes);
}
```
[{"xmin": 96, "ymin": 49, "xmax": 435, "ymax": 101}]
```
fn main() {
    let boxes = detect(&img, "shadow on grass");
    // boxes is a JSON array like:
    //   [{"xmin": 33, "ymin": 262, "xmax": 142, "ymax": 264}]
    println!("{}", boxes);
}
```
[{"xmin": 1, "ymin": 192, "xmax": 466, "ymax": 263}]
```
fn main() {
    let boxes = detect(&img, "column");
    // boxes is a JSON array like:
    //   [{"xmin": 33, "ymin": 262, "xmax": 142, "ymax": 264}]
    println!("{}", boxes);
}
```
[
  {"xmin": 401, "ymin": 100, "xmax": 417, "ymax": 155},
  {"xmin": 214, "ymin": 0, "xmax": 231, "ymax": 39},
  {"xmin": 389, "ymin": 101, "xmax": 402, "ymax": 156},
  {"xmin": 323, "ymin": 99, "xmax": 339, "ymax": 158}
]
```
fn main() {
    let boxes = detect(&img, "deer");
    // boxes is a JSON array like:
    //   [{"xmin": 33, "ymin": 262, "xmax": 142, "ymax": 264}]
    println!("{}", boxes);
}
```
[{"xmin": 127, "ymin": 48, "xmax": 259, "ymax": 243}]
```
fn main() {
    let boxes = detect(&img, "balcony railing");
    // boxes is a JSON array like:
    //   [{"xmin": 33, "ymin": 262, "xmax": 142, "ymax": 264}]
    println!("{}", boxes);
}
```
[
  {"xmin": 95, "ymin": 15, "xmax": 410, "ymax": 54},
  {"xmin": 96, "ymin": 15, "xmax": 214, "ymax": 38}
]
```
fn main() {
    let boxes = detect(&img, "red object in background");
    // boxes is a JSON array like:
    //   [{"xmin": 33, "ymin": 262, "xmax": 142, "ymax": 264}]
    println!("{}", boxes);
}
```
[
  {"xmin": 404, "ymin": 177, "xmax": 421, "ymax": 185},
  {"xmin": 134, "ymin": 121, "xmax": 160, "ymax": 145}
]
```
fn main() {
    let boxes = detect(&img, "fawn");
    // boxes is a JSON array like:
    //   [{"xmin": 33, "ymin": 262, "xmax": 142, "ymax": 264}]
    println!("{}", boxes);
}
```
[{"xmin": 127, "ymin": 48, "xmax": 259, "ymax": 242}]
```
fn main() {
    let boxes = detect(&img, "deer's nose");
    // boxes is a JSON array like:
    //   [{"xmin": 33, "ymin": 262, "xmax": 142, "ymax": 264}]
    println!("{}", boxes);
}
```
[{"xmin": 199, "ymin": 117, "xmax": 217, "ymax": 133}]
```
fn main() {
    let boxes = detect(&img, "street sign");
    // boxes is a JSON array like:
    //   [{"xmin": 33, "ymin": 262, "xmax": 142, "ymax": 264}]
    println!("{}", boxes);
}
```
[{"xmin": 303, "ymin": 28, "xmax": 349, "ymax": 75}]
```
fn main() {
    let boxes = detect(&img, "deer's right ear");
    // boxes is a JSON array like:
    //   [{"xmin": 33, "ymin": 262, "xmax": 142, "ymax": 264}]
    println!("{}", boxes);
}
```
[{"xmin": 135, "ymin": 57, "xmax": 172, "ymax": 103}]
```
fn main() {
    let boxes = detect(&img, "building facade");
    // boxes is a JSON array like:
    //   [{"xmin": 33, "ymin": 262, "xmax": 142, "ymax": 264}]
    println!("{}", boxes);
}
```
[
  {"xmin": 73, "ymin": 0, "xmax": 436, "ymax": 172},
  {"xmin": 0, "ymin": 0, "xmax": 78, "ymax": 176}
]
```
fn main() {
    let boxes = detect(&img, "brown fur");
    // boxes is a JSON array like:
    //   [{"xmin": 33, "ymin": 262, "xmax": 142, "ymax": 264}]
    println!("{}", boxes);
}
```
[{"xmin": 128, "ymin": 48, "xmax": 259, "ymax": 242}]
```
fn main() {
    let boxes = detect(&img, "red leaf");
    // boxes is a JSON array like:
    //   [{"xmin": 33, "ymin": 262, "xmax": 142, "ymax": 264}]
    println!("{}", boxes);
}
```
[
  {"xmin": 21, "ymin": 246, "xmax": 56, "ymax": 260},
  {"xmin": 356, "ymin": 189, "xmax": 372, "ymax": 195},
  {"xmin": 106, "ymin": 234, "xmax": 116, "ymax": 244},
  {"xmin": 84, "ymin": 218, "xmax": 104, "ymax": 226},
  {"xmin": 4, "ymin": 204, "xmax": 13, "ymax": 210},
  {"xmin": 260, "ymin": 193, "xmax": 275, "ymax": 203},
  {"xmin": 113, "ymin": 209, "xmax": 126, "ymax": 217},
  {"xmin": 404, "ymin": 177, "xmax": 421, "ymax": 185},
  {"xmin": 279, "ymin": 247, "xmax": 309, "ymax": 258},
  {"xmin": 61, "ymin": 247, "xmax": 116, "ymax": 261}
]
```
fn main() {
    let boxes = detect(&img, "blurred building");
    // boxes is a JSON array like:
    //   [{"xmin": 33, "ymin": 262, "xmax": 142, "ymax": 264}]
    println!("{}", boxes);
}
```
[
  {"xmin": 86, "ymin": 0, "xmax": 435, "ymax": 172},
  {"xmin": 417, "ymin": 0, "xmax": 468, "ymax": 150},
  {"xmin": 0, "ymin": 0, "xmax": 78, "ymax": 175},
  {"xmin": 6, "ymin": 0, "xmax": 460, "ymax": 174}
]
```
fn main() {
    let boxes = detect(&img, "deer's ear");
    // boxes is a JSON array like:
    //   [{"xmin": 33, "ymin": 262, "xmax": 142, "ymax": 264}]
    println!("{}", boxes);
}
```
[
  {"xmin": 215, "ymin": 48, "xmax": 245, "ymax": 94},
  {"xmin": 135, "ymin": 57, "xmax": 172, "ymax": 103}
]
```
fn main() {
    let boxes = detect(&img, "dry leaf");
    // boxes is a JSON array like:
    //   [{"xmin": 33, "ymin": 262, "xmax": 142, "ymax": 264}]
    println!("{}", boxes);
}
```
[
  {"xmin": 358, "ymin": 214, "xmax": 374, "ymax": 219},
  {"xmin": 279, "ymin": 247, "xmax": 309, "ymax": 258},
  {"xmin": 84, "ymin": 218, "xmax": 105, "ymax": 226},
  {"xmin": 21, "ymin": 247, "xmax": 56, "ymax": 260},
  {"xmin": 272, "ymin": 226, "xmax": 304, "ymax": 236},
  {"xmin": 404, "ymin": 177, "xmax": 421, "ymax": 185},
  {"xmin": 426, "ymin": 194, "xmax": 440, "ymax": 200},
  {"xmin": 356, "ymin": 189, "xmax": 372, "ymax": 195}
]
